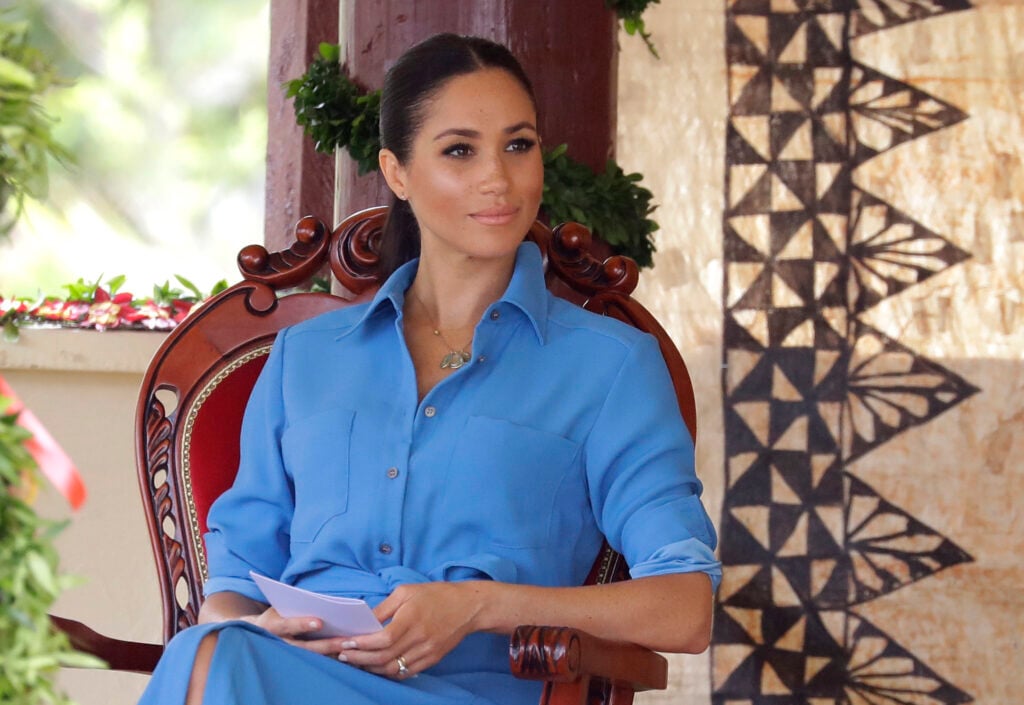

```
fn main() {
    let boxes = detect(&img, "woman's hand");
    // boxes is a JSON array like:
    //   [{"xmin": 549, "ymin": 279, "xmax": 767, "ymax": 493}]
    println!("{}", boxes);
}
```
[
  {"xmin": 336, "ymin": 581, "xmax": 486, "ymax": 678},
  {"xmin": 198, "ymin": 592, "xmax": 350, "ymax": 657},
  {"xmin": 240, "ymin": 607, "xmax": 354, "ymax": 657}
]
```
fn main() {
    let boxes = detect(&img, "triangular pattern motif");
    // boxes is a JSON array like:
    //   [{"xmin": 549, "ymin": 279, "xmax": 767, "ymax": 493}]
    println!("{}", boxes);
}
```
[
  {"xmin": 844, "ymin": 613, "xmax": 973, "ymax": 704},
  {"xmin": 851, "ymin": 0, "xmax": 974, "ymax": 38},
  {"xmin": 718, "ymin": 2, "xmax": 976, "ymax": 704},
  {"xmin": 847, "ymin": 189, "xmax": 972, "ymax": 311},
  {"xmin": 844, "ymin": 321, "xmax": 979, "ymax": 461},
  {"xmin": 845, "ymin": 475, "xmax": 973, "ymax": 603},
  {"xmin": 848, "ymin": 62, "xmax": 969, "ymax": 165}
]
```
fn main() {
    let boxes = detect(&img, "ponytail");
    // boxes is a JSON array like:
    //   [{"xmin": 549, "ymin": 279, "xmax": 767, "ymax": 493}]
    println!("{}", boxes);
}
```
[{"xmin": 379, "ymin": 195, "xmax": 421, "ymax": 280}]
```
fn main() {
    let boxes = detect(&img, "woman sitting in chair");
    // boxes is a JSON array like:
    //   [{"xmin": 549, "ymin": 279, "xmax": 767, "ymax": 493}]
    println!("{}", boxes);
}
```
[{"xmin": 138, "ymin": 32, "xmax": 721, "ymax": 705}]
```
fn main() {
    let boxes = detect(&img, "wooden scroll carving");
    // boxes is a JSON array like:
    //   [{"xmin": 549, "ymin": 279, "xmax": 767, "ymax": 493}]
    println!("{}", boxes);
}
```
[
  {"xmin": 511, "ymin": 626, "xmax": 583, "ymax": 683},
  {"xmin": 537, "ymin": 222, "xmax": 639, "ymax": 299},
  {"xmin": 237, "ymin": 215, "xmax": 331, "ymax": 289},
  {"xmin": 509, "ymin": 626, "xmax": 668, "ymax": 693},
  {"xmin": 328, "ymin": 206, "xmax": 388, "ymax": 296},
  {"xmin": 141, "ymin": 394, "xmax": 200, "ymax": 640}
]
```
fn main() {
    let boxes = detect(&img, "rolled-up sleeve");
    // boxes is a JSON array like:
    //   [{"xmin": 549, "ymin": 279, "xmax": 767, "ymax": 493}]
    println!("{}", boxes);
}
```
[
  {"xmin": 203, "ymin": 332, "xmax": 294, "ymax": 602},
  {"xmin": 584, "ymin": 334, "xmax": 721, "ymax": 591}
]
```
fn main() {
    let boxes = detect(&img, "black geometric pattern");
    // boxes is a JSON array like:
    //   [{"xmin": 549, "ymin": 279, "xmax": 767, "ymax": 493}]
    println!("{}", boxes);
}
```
[
  {"xmin": 844, "ymin": 322, "xmax": 979, "ymax": 461},
  {"xmin": 845, "ymin": 475, "xmax": 973, "ymax": 604},
  {"xmin": 716, "ymin": 2, "xmax": 976, "ymax": 704},
  {"xmin": 848, "ymin": 63, "xmax": 969, "ymax": 166},
  {"xmin": 851, "ymin": 0, "xmax": 973, "ymax": 37}
]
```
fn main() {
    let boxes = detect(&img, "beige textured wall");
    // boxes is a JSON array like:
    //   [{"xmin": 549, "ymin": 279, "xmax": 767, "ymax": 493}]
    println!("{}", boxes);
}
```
[
  {"xmin": 617, "ymin": 2, "xmax": 726, "ymax": 702},
  {"xmin": 620, "ymin": 1, "xmax": 1023, "ymax": 704}
]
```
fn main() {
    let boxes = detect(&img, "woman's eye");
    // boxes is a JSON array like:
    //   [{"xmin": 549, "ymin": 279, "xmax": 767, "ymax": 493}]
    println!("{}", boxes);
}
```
[
  {"xmin": 507, "ymin": 137, "xmax": 536, "ymax": 153},
  {"xmin": 442, "ymin": 143, "xmax": 473, "ymax": 158}
]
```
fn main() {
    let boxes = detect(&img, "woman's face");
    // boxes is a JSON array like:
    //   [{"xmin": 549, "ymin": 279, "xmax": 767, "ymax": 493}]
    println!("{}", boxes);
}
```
[{"xmin": 381, "ymin": 68, "xmax": 544, "ymax": 265}]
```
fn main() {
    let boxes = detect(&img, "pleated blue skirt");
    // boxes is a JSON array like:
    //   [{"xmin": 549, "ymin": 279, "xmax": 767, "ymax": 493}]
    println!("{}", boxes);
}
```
[{"xmin": 137, "ymin": 622, "xmax": 542, "ymax": 705}]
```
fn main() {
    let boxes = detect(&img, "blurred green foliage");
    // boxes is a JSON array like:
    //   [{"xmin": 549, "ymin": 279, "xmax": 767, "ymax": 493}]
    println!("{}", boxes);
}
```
[
  {"xmin": 0, "ymin": 12, "xmax": 73, "ymax": 236},
  {"xmin": 1, "ymin": 0, "xmax": 269, "ymax": 297},
  {"xmin": 0, "ymin": 402, "xmax": 106, "ymax": 703}
]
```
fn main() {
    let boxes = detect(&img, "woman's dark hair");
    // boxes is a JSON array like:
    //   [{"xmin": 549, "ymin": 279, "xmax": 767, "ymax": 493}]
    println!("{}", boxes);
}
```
[{"xmin": 378, "ymin": 33, "xmax": 537, "ymax": 278}]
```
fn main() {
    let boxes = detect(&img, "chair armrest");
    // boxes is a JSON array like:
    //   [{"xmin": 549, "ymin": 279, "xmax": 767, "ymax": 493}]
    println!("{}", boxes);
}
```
[
  {"xmin": 50, "ymin": 615, "xmax": 163, "ymax": 674},
  {"xmin": 509, "ymin": 625, "xmax": 668, "ymax": 692}
]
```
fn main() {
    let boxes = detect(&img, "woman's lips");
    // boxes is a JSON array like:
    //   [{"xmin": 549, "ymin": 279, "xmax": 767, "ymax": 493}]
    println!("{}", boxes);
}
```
[{"xmin": 470, "ymin": 207, "xmax": 519, "ymax": 226}]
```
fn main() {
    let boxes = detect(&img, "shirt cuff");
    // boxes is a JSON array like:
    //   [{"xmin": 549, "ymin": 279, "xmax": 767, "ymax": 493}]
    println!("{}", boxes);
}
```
[
  {"xmin": 202, "ymin": 575, "xmax": 267, "ymax": 603},
  {"xmin": 628, "ymin": 538, "xmax": 722, "ymax": 593}
]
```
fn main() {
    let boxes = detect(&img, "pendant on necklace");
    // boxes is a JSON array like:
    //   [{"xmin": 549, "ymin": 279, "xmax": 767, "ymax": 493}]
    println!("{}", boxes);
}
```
[{"xmin": 440, "ymin": 350, "xmax": 472, "ymax": 370}]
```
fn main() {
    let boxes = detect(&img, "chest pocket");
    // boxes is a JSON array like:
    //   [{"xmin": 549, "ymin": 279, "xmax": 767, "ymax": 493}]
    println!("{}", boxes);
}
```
[
  {"xmin": 443, "ymin": 416, "xmax": 581, "ymax": 549},
  {"xmin": 282, "ymin": 407, "xmax": 355, "ymax": 542}
]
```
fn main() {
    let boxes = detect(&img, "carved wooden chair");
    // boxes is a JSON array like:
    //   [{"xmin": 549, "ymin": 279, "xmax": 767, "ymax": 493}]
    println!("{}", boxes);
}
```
[{"xmin": 52, "ymin": 206, "xmax": 698, "ymax": 705}]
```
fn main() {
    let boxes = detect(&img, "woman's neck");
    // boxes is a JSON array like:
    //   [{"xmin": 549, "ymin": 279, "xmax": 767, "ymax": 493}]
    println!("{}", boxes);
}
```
[{"xmin": 406, "ymin": 250, "xmax": 517, "ymax": 331}]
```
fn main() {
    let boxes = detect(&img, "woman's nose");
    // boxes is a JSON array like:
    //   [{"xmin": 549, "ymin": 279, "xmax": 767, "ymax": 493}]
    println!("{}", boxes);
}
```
[{"xmin": 478, "ymin": 155, "xmax": 511, "ymax": 195}]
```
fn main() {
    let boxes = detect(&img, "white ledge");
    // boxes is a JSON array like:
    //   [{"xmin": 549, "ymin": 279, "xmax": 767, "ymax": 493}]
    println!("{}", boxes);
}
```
[{"xmin": 0, "ymin": 327, "xmax": 167, "ymax": 374}]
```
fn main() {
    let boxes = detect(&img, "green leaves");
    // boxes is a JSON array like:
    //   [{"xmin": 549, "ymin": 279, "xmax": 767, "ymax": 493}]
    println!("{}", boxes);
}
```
[
  {"xmin": 0, "ymin": 14, "xmax": 73, "ymax": 236},
  {"xmin": 606, "ymin": 0, "xmax": 660, "ymax": 57},
  {"xmin": 0, "ymin": 400, "xmax": 104, "ymax": 703},
  {"xmin": 542, "ymin": 145, "xmax": 658, "ymax": 268},
  {"xmin": 286, "ymin": 43, "xmax": 382, "ymax": 175}
]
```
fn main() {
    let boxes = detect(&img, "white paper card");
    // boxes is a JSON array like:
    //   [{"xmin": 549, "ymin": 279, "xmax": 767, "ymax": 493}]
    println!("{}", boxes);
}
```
[{"xmin": 249, "ymin": 571, "xmax": 383, "ymax": 639}]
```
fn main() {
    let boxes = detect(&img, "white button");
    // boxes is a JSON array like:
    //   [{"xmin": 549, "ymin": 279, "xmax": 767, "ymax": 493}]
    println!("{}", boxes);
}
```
[
  {"xmin": 387, "ymin": 467, "xmax": 399, "ymax": 479},
  {"xmin": 490, "ymin": 310, "xmax": 500, "ymax": 321},
  {"xmin": 424, "ymin": 406, "xmax": 436, "ymax": 417},
  {"xmin": 379, "ymin": 542, "xmax": 393, "ymax": 555},
  {"xmin": 477, "ymin": 355, "xmax": 487, "ymax": 363}
]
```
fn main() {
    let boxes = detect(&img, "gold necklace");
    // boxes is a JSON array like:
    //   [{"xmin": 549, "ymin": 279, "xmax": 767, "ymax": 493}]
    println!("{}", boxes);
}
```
[{"xmin": 410, "ymin": 289, "xmax": 473, "ymax": 370}]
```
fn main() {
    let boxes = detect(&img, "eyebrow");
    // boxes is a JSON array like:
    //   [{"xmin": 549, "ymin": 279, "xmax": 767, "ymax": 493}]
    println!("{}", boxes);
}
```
[{"xmin": 432, "ymin": 121, "xmax": 538, "ymax": 141}]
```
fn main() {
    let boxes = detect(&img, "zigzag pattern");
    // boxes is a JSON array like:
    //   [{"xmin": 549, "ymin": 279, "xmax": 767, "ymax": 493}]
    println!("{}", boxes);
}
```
[{"xmin": 716, "ymin": 2, "xmax": 977, "ymax": 703}]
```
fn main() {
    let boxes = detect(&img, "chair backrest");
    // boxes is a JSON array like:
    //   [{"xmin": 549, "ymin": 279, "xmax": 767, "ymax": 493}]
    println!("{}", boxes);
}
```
[{"xmin": 135, "ymin": 206, "xmax": 696, "ymax": 645}]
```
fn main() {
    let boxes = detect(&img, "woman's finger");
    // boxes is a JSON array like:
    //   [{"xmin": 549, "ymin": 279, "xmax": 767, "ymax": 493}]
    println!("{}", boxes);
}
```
[
  {"xmin": 283, "ymin": 636, "xmax": 348, "ymax": 656},
  {"xmin": 360, "ymin": 642, "xmax": 434, "ymax": 679},
  {"xmin": 248, "ymin": 608, "xmax": 325, "ymax": 639},
  {"xmin": 274, "ymin": 616, "xmax": 325, "ymax": 638}
]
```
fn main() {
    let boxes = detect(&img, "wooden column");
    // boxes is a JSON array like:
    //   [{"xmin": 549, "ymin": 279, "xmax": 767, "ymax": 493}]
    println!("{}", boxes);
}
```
[
  {"xmin": 264, "ymin": 0, "xmax": 339, "ymax": 251},
  {"xmin": 335, "ymin": 0, "xmax": 619, "ymax": 219}
]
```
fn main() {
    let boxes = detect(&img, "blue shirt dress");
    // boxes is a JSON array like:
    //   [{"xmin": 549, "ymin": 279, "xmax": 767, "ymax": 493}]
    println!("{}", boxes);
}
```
[{"xmin": 137, "ymin": 242, "xmax": 721, "ymax": 705}]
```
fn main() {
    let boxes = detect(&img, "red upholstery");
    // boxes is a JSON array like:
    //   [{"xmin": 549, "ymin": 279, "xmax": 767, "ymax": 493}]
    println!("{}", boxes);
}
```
[{"xmin": 185, "ymin": 354, "xmax": 268, "ymax": 539}]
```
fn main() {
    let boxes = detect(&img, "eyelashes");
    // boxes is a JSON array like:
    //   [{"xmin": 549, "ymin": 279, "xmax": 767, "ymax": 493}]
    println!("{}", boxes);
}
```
[
  {"xmin": 507, "ymin": 137, "xmax": 537, "ymax": 153},
  {"xmin": 440, "ymin": 137, "xmax": 537, "ymax": 159},
  {"xmin": 442, "ymin": 142, "xmax": 473, "ymax": 158}
]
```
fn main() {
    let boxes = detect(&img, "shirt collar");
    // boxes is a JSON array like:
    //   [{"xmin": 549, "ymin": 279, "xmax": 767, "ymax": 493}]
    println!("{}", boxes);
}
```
[{"xmin": 340, "ymin": 241, "xmax": 549, "ymax": 343}]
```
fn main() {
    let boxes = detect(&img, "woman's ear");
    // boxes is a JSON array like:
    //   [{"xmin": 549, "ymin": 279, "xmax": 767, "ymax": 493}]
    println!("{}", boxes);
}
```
[{"xmin": 378, "ymin": 149, "xmax": 408, "ymax": 201}]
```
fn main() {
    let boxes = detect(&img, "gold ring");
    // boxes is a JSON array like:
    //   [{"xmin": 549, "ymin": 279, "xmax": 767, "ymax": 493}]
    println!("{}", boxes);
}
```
[{"xmin": 396, "ymin": 655, "xmax": 409, "ymax": 677}]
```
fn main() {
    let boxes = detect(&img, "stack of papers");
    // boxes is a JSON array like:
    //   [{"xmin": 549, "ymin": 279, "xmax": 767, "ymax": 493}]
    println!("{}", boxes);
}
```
[{"xmin": 250, "ymin": 571, "xmax": 383, "ymax": 639}]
